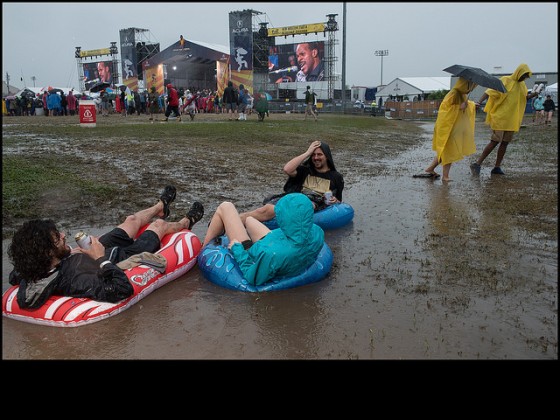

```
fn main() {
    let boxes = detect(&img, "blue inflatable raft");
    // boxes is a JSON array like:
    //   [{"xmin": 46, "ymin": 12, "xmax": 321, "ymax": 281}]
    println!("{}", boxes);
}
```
[
  {"xmin": 263, "ymin": 202, "xmax": 354, "ymax": 230},
  {"xmin": 197, "ymin": 237, "xmax": 333, "ymax": 292}
]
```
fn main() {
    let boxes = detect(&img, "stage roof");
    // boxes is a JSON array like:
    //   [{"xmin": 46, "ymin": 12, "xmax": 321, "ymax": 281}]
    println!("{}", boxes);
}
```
[{"xmin": 144, "ymin": 38, "xmax": 229, "ymax": 90}]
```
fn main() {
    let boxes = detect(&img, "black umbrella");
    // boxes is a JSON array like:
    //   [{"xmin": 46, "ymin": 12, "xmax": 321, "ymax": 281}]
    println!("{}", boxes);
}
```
[
  {"xmin": 49, "ymin": 88, "xmax": 64, "ymax": 95},
  {"xmin": 443, "ymin": 64, "xmax": 507, "ymax": 93},
  {"xmin": 19, "ymin": 89, "xmax": 37, "ymax": 99},
  {"xmin": 89, "ymin": 81, "xmax": 111, "ymax": 93}
]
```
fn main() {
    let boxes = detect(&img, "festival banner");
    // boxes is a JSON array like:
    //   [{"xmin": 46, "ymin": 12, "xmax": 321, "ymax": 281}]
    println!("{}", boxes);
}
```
[
  {"xmin": 120, "ymin": 28, "xmax": 138, "ymax": 89},
  {"xmin": 229, "ymin": 10, "xmax": 253, "ymax": 91},
  {"xmin": 216, "ymin": 59, "xmax": 230, "ymax": 97},
  {"xmin": 143, "ymin": 62, "xmax": 165, "ymax": 96}
]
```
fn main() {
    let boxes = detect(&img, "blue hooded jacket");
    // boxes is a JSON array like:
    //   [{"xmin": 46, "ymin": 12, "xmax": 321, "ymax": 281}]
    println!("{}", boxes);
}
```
[{"xmin": 230, "ymin": 193, "xmax": 324, "ymax": 286}]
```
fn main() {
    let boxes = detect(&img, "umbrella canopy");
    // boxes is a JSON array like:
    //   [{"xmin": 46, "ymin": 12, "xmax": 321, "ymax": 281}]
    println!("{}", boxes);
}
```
[
  {"xmin": 90, "ymin": 81, "xmax": 111, "ymax": 93},
  {"xmin": 48, "ymin": 88, "xmax": 64, "ymax": 95},
  {"xmin": 443, "ymin": 64, "xmax": 506, "ymax": 93},
  {"xmin": 15, "ymin": 89, "xmax": 37, "ymax": 99}
]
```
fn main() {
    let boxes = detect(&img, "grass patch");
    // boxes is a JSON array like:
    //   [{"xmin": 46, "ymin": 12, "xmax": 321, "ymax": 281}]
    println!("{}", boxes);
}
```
[{"xmin": 2, "ymin": 155, "xmax": 118, "ymax": 223}]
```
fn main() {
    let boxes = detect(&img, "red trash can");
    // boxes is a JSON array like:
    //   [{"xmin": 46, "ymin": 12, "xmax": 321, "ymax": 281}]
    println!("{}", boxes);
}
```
[{"xmin": 79, "ymin": 100, "xmax": 97, "ymax": 127}]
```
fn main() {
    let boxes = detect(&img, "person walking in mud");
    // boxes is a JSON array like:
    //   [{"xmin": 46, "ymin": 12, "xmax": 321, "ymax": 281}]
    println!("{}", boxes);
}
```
[
  {"xmin": 470, "ymin": 63, "xmax": 539, "ymax": 176},
  {"xmin": 148, "ymin": 86, "xmax": 159, "ymax": 122},
  {"xmin": 532, "ymin": 94, "xmax": 545, "ymax": 125},
  {"xmin": 414, "ymin": 77, "xmax": 477, "ymax": 182},
  {"xmin": 7, "ymin": 186, "xmax": 204, "ymax": 309},
  {"xmin": 223, "ymin": 81, "xmax": 238, "ymax": 121},
  {"xmin": 239, "ymin": 140, "xmax": 344, "ymax": 224},
  {"xmin": 255, "ymin": 91, "xmax": 269, "ymax": 122},
  {"xmin": 163, "ymin": 83, "xmax": 182, "ymax": 122},
  {"xmin": 183, "ymin": 90, "xmax": 198, "ymax": 121},
  {"xmin": 304, "ymin": 85, "xmax": 318, "ymax": 121},
  {"xmin": 543, "ymin": 94, "xmax": 555, "ymax": 126}
]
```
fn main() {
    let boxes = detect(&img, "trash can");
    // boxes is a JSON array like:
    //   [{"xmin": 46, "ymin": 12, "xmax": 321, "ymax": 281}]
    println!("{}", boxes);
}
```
[{"xmin": 79, "ymin": 100, "xmax": 96, "ymax": 127}]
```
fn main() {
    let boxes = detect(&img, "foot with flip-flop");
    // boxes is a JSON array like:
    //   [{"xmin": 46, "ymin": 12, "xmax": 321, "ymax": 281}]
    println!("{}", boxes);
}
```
[
  {"xmin": 413, "ymin": 156, "xmax": 453, "ymax": 181},
  {"xmin": 413, "ymin": 171, "xmax": 440, "ymax": 179}
]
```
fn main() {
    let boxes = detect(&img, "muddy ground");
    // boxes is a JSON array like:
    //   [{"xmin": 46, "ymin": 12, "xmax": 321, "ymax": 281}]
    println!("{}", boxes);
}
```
[{"xmin": 2, "ymin": 112, "xmax": 557, "ymax": 359}]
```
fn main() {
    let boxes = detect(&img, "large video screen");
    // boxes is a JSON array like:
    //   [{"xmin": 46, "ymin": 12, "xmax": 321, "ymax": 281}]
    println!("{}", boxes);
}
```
[
  {"xmin": 83, "ymin": 60, "xmax": 114, "ymax": 90},
  {"xmin": 268, "ymin": 41, "xmax": 325, "ymax": 84}
]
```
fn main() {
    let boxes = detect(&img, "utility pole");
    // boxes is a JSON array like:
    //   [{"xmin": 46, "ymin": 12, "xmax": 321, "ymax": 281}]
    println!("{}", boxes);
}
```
[
  {"xmin": 375, "ymin": 50, "xmax": 389, "ymax": 86},
  {"xmin": 341, "ymin": 2, "xmax": 346, "ymax": 113},
  {"xmin": 6, "ymin": 72, "xmax": 10, "ymax": 94},
  {"xmin": 31, "ymin": 76, "xmax": 36, "ymax": 87}
]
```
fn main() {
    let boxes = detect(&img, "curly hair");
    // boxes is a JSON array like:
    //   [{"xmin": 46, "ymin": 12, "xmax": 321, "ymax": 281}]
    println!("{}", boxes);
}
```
[{"xmin": 8, "ymin": 219, "xmax": 60, "ymax": 282}]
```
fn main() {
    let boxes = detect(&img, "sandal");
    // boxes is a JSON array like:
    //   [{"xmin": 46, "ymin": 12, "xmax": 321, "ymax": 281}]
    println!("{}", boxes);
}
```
[
  {"xmin": 159, "ymin": 185, "xmax": 177, "ymax": 219},
  {"xmin": 413, "ymin": 172, "xmax": 440, "ymax": 179},
  {"xmin": 187, "ymin": 201, "xmax": 204, "ymax": 228}
]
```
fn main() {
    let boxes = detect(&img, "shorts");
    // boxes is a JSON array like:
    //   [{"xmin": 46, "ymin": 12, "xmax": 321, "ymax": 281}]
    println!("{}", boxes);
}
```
[
  {"xmin": 263, "ymin": 192, "xmax": 326, "ymax": 211},
  {"xmin": 99, "ymin": 227, "xmax": 160, "ymax": 264},
  {"xmin": 241, "ymin": 239, "xmax": 253, "ymax": 250},
  {"xmin": 225, "ymin": 103, "xmax": 236, "ymax": 111},
  {"xmin": 238, "ymin": 103, "xmax": 247, "ymax": 113},
  {"xmin": 491, "ymin": 130, "xmax": 514, "ymax": 143}
]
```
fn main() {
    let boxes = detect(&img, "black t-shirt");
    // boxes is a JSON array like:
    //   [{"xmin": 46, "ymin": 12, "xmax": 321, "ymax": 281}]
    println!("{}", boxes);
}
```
[{"xmin": 284, "ymin": 165, "xmax": 344, "ymax": 201}]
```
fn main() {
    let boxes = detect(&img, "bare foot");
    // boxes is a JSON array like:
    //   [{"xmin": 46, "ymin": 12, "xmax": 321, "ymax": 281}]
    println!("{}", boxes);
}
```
[{"xmin": 442, "ymin": 177, "xmax": 452, "ymax": 182}]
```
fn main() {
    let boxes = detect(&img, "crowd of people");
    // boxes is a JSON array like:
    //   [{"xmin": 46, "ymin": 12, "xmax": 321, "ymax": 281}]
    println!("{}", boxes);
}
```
[
  {"xmin": 3, "ymin": 89, "xmax": 86, "ymax": 117},
  {"xmin": 110, "ymin": 86, "xmax": 222, "ymax": 119},
  {"xmin": 3, "ymin": 81, "xmax": 326, "ymax": 122}
]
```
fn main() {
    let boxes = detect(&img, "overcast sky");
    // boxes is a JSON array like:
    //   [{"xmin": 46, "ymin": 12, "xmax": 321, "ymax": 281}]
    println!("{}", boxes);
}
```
[{"xmin": 2, "ymin": 2, "xmax": 558, "ymax": 90}]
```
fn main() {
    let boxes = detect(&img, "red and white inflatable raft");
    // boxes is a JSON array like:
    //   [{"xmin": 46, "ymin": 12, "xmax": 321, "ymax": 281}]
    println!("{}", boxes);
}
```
[{"xmin": 2, "ymin": 228, "xmax": 201, "ymax": 327}]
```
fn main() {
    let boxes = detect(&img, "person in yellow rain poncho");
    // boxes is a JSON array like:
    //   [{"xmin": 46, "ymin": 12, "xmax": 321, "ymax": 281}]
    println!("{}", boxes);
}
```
[
  {"xmin": 419, "ymin": 77, "xmax": 477, "ymax": 182},
  {"xmin": 470, "ymin": 63, "xmax": 538, "ymax": 175}
]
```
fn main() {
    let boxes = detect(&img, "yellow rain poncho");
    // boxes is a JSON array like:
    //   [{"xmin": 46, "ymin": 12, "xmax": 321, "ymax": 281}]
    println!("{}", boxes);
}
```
[
  {"xmin": 432, "ymin": 77, "xmax": 476, "ymax": 166},
  {"xmin": 483, "ymin": 63, "xmax": 531, "ymax": 132}
]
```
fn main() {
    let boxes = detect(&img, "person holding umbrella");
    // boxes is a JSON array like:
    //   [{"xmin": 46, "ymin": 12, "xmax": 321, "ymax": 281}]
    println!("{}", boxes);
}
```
[
  {"xmin": 415, "ymin": 77, "xmax": 478, "ymax": 181},
  {"xmin": 470, "ymin": 63, "xmax": 538, "ymax": 175}
]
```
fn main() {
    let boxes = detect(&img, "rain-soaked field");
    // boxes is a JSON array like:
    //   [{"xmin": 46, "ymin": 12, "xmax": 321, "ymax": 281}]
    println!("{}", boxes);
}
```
[{"xmin": 2, "ymin": 112, "xmax": 557, "ymax": 359}]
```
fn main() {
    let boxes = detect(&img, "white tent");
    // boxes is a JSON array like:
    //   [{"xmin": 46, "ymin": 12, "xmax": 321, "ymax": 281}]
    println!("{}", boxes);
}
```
[
  {"xmin": 14, "ymin": 87, "xmax": 43, "ymax": 98},
  {"xmin": 375, "ymin": 77, "xmax": 451, "ymax": 103},
  {"xmin": 544, "ymin": 82, "xmax": 557, "ymax": 105},
  {"xmin": 39, "ymin": 87, "xmax": 81, "ymax": 96}
]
